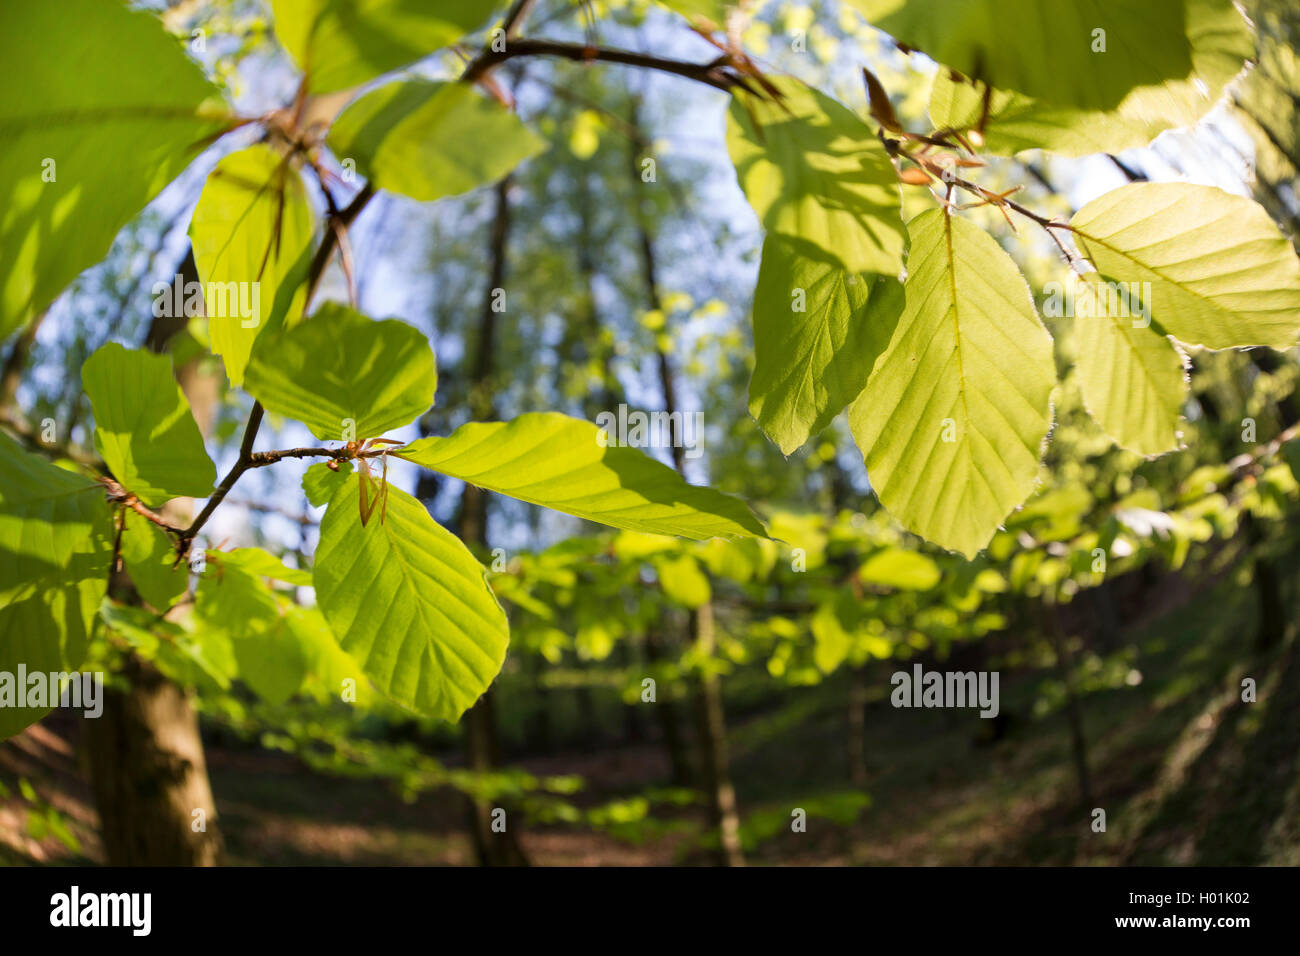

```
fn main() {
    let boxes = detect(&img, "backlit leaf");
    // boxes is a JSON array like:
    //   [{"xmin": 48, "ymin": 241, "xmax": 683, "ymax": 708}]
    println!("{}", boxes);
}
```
[
  {"xmin": 849, "ymin": 210, "xmax": 1056, "ymax": 558},
  {"xmin": 749, "ymin": 235, "xmax": 904, "ymax": 455},
  {"xmin": 1070, "ymin": 183, "xmax": 1300, "ymax": 350},
  {"xmin": 314, "ymin": 475, "xmax": 509, "ymax": 721},
  {"xmin": 397, "ymin": 412, "xmax": 767, "ymax": 539},
  {"xmin": 328, "ymin": 80, "xmax": 546, "ymax": 203},
  {"xmin": 189, "ymin": 144, "xmax": 315, "ymax": 386},
  {"xmin": 0, "ymin": 0, "xmax": 226, "ymax": 337},
  {"xmin": 244, "ymin": 303, "xmax": 435, "ymax": 441},
  {"xmin": 727, "ymin": 76, "xmax": 906, "ymax": 275},
  {"xmin": 82, "ymin": 343, "xmax": 217, "ymax": 507}
]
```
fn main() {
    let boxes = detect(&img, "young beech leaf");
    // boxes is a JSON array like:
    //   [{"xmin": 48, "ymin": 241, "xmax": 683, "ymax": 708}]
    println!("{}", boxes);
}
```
[
  {"xmin": 1071, "ymin": 274, "xmax": 1188, "ymax": 456},
  {"xmin": 328, "ymin": 80, "xmax": 547, "ymax": 203},
  {"xmin": 119, "ymin": 511, "xmax": 189, "ymax": 612},
  {"xmin": 313, "ymin": 474, "xmax": 509, "ymax": 722},
  {"xmin": 243, "ymin": 304, "xmax": 435, "ymax": 441},
  {"xmin": 654, "ymin": 554, "xmax": 712, "ymax": 609},
  {"xmin": 1070, "ymin": 183, "xmax": 1300, "ymax": 350},
  {"xmin": 0, "ymin": 435, "xmax": 113, "ymax": 740},
  {"xmin": 396, "ymin": 412, "xmax": 768, "ymax": 540},
  {"xmin": 0, "ymin": 0, "xmax": 226, "ymax": 338},
  {"xmin": 927, "ymin": 0, "xmax": 1252, "ymax": 157},
  {"xmin": 82, "ymin": 343, "xmax": 217, "ymax": 507},
  {"xmin": 189, "ymin": 144, "xmax": 315, "ymax": 386},
  {"xmin": 726, "ymin": 76, "xmax": 907, "ymax": 276},
  {"xmin": 849, "ymin": 209, "xmax": 1056, "ymax": 559},
  {"xmin": 858, "ymin": 548, "xmax": 941, "ymax": 590},
  {"xmin": 748, "ymin": 235, "xmax": 904, "ymax": 455},
  {"xmin": 854, "ymin": 0, "xmax": 1193, "ymax": 112},
  {"xmin": 0, "ymin": 433, "xmax": 112, "ymax": 595},
  {"xmin": 304, "ymin": 461, "xmax": 353, "ymax": 507},
  {"xmin": 270, "ymin": 0, "xmax": 500, "ymax": 94}
]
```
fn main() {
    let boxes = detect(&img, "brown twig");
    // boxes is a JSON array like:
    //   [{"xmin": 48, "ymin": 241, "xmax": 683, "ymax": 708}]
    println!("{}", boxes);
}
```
[{"xmin": 461, "ymin": 38, "xmax": 742, "ymax": 92}]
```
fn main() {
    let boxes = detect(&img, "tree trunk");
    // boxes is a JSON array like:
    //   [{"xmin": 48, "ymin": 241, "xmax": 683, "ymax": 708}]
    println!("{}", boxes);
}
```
[
  {"xmin": 689, "ymin": 604, "xmax": 744, "ymax": 866},
  {"xmin": 84, "ymin": 247, "xmax": 224, "ymax": 865},
  {"xmin": 847, "ymin": 666, "xmax": 868, "ymax": 788},
  {"xmin": 454, "ymin": 175, "xmax": 529, "ymax": 866},
  {"xmin": 1047, "ymin": 606, "xmax": 1093, "ymax": 809},
  {"xmin": 83, "ymin": 656, "xmax": 222, "ymax": 865},
  {"xmin": 626, "ymin": 102, "xmax": 743, "ymax": 862}
]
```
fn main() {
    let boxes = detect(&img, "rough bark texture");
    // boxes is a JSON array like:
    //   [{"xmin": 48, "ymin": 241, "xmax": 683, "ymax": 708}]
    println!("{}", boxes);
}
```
[{"xmin": 83, "ymin": 656, "xmax": 222, "ymax": 865}]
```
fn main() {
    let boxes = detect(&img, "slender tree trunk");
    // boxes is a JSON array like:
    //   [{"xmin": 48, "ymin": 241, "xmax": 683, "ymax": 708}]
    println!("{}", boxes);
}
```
[
  {"xmin": 83, "ymin": 247, "xmax": 224, "ymax": 865},
  {"xmin": 627, "ymin": 102, "xmax": 743, "ymax": 863},
  {"xmin": 689, "ymin": 604, "xmax": 744, "ymax": 866},
  {"xmin": 454, "ymin": 176, "xmax": 529, "ymax": 866},
  {"xmin": 1046, "ymin": 606, "xmax": 1093, "ymax": 809},
  {"xmin": 847, "ymin": 666, "xmax": 868, "ymax": 788}
]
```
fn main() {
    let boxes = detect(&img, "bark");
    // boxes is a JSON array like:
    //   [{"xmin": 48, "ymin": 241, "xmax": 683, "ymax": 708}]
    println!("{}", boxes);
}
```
[
  {"xmin": 82, "ymin": 656, "xmax": 222, "ymax": 865},
  {"xmin": 689, "ymin": 604, "xmax": 744, "ymax": 866},
  {"xmin": 83, "ymin": 246, "xmax": 225, "ymax": 865},
  {"xmin": 0, "ymin": 311, "xmax": 44, "ymax": 413}
]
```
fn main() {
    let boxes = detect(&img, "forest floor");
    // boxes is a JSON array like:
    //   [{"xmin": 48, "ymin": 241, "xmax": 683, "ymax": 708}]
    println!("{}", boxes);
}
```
[{"xmin": 3, "ymin": 561, "xmax": 1298, "ymax": 866}]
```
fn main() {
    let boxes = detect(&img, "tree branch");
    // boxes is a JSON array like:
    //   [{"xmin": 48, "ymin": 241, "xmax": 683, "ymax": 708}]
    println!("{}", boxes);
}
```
[{"xmin": 461, "ymin": 38, "xmax": 741, "ymax": 92}]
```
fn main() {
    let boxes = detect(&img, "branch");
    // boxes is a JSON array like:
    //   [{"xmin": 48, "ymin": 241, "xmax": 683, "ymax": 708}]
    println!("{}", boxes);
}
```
[
  {"xmin": 461, "ymin": 38, "xmax": 741, "ymax": 92},
  {"xmin": 101, "ymin": 477, "xmax": 181, "ymax": 535}
]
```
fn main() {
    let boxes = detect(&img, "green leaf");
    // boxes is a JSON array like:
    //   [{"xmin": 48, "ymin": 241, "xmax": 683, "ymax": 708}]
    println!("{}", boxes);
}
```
[
  {"xmin": 304, "ymin": 461, "xmax": 353, "ymax": 506},
  {"xmin": 0, "ymin": 433, "xmax": 110, "ymax": 595},
  {"xmin": 0, "ymin": 435, "xmax": 112, "ymax": 739},
  {"xmin": 655, "ymin": 554, "xmax": 711, "ymax": 608},
  {"xmin": 230, "ymin": 606, "xmax": 310, "ymax": 705},
  {"xmin": 119, "ymin": 511, "xmax": 188, "ymax": 612},
  {"xmin": 314, "ymin": 475, "xmax": 509, "ymax": 722},
  {"xmin": 1071, "ymin": 274, "xmax": 1188, "ymax": 455},
  {"xmin": 104, "ymin": 601, "xmax": 237, "ymax": 694},
  {"xmin": 196, "ymin": 558, "xmax": 280, "ymax": 634},
  {"xmin": 328, "ymin": 80, "xmax": 546, "ymax": 203},
  {"xmin": 270, "ymin": 0, "xmax": 501, "ymax": 94},
  {"xmin": 854, "ymin": 0, "xmax": 1193, "ymax": 111},
  {"xmin": 189, "ymin": 144, "xmax": 315, "ymax": 386},
  {"xmin": 212, "ymin": 547, "xmax": 313, "ymax": 587},
  {"xmin": 928, "ymin": 0, "xmax": 1251, "ymax": 157},
  {"xmin": 849, "ymin": 210, "xmax": 1056, "ymax": 558},
  {"xmin": 748, "ymin": 236, "xmax": 904, "ymax": 454},
  {"xmin": 929, "ymin": 72, "xmax": 1158, "ymax": 158},
  {"xmin": 858, "ymin": 548, "xmax": 940, "ymax": 590},
  {"xmin": 244, "ymin": 303, "xmax": 435, "ymax": 441},
  {"xmin": 82, "ymin": 344, "xmax": 216, "ymax": 507},
  {"xmin": 726, "ymin": 76, "xmax": 906, "ymax": 275},
  {"xmin": 397, "ymin": 412, "xmax": 767, "ymax": 540},
  {"xmin": 811, "ymin": 600, "xmax": 851, "ymax": 674},
  {"xmin": 1070, "ymin": 183, "xmax": 1300, "ymax": 350},
  {"xmin": 0, "ymin": 0, "xmax": 226, "ymax": 337}
]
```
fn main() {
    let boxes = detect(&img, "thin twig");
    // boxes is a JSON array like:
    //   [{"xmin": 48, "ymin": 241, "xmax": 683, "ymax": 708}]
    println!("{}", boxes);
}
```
[{"xmin": 461, "ymin": 38, "xmax": 742, "ymax": 92}]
